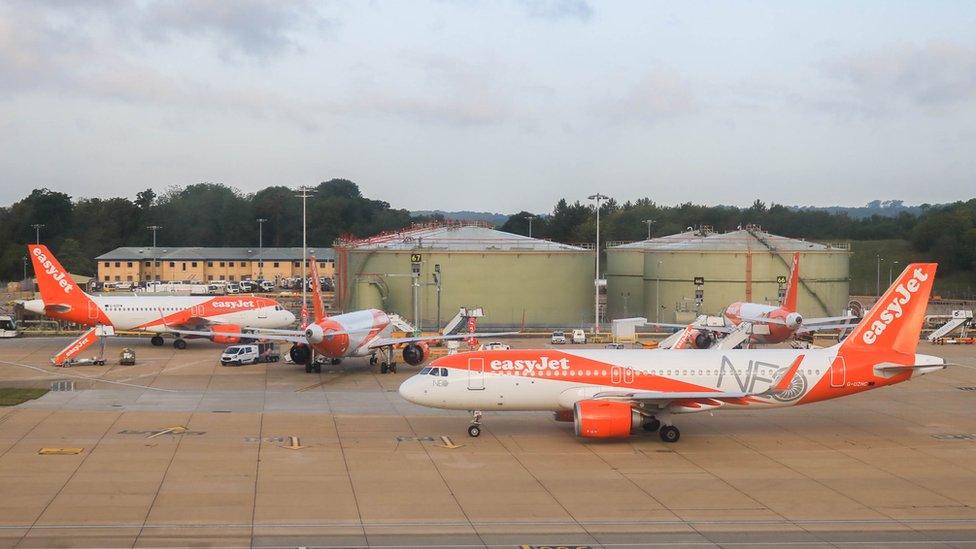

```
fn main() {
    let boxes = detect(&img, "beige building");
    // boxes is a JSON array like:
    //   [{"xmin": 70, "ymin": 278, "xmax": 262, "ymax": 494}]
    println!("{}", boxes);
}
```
[{"xmin": 96, "ymin": 247, "xmax": 335, "ymax": 284}]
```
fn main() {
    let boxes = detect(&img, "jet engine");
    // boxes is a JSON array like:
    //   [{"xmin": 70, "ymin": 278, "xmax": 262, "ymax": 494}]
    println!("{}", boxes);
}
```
[
  {"xmin": 210, "ymin": 324, "xmax": 242, "ymax": 344},
  {"xmin": 784, "ymin": 312, "xmax": 803, "ymax": 330},
  {"xmin": 289, "ymin": 344, "xmax": 311, "ymax": 364},
  {"xmin": 689, "ymin": 329, "xmax": 714, "ymax": 349},
  {"xmin": 304, "ymin": 319, "xmax": 349, "ymax": 356},
  {"xmin": 402, "ymin": 342, "xmax": 430, "ymax": 366},
  {"xmin": 573, "ymin": 400, "xmax": 642, "ymax": 438}
]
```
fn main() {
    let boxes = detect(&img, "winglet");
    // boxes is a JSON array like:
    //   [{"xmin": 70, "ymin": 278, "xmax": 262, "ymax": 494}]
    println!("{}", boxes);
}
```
[
  {"xmin": 769, "ymin": 355, "xmax": 804, "ymax": 394},
  {"xmin": 782, "ymin": 252, "xmax": 799, "ymax": 311},
  {"xmin": 308, "ymin": 256, "xmax": 326, "ymax": 323}
]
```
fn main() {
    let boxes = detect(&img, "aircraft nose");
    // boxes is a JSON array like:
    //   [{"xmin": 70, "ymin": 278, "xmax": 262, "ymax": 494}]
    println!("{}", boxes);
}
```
[
  {"xmin": 398, "ymin": 375, "xmax": 427, "ymax": 405},
  {"xmin": 283, "ymin": 310, "xmax": 297, "ymax": 325}
]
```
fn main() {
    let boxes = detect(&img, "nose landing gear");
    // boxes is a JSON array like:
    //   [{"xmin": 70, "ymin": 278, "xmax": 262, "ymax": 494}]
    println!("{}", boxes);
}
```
[{"xmin": 467, "ymin": 411, "xmax": 483, "ymax": 437}]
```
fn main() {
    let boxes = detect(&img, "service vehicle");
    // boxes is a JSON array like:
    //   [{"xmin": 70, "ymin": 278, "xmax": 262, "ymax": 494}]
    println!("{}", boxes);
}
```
[
  {"xmin": 225, "ymin": 283, "xmax": 241, "ymax": 294},
  {"xmin": 571, "ymin": 329, "xmax": 587, "ymax": 344},
  {"xmin": 119, "ymin": 348, "xmax": 136, "ymax": 365},
  {"xmin": 259, "ymin": 280, "xmax": 275, "ymax": 292},
  {"xmin": 0, "ymin": 316, "xmax": 19, "ymax": 338},
  {"xmin": 480, "ymin": 341, "xmax": 511, "ymax": 351},
  {"xmin": 220, "ymin": 342, "xmax": 280, "ymax": 366},
  {"xmin": 238, "ymin": 280, "xmax": 255, "ymax": 293},
  {"xmin": 550, "ymin": 331, "xmax": 567, "ymax": 344}
]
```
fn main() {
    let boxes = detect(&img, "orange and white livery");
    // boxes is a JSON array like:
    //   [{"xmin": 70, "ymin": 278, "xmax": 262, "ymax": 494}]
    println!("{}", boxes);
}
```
[
  {"xmin": 23, "ymin": 244, "xmax": 295, "ymax": 363},
  {"xmin": 400, "ymin": 263, "xmax": 945, "ymax": 442}
]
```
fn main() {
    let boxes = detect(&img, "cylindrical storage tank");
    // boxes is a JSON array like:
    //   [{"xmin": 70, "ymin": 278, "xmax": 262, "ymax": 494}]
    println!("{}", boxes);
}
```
[
  {"xmin": 338, "ymin": 224, "xmax": 594, "ymax": 328},
  {"xmin": 641, "ymin": 229, "xmax": 850, "ymax": 323},
  {"xmin": 606, "ymin": 231, "xmax": 701, "ymax": 321},
  {"xmin": 355, "ymin": 280, "xmax": 384, "ymax": 311}
]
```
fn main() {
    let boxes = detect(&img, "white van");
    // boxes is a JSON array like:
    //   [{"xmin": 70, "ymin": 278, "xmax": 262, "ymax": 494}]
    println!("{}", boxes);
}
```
[
  {"xmin": 226, "ymin": 283, "xmax": 240, "ymax": 294},
  {"xmin": 571, "ymin": 329, "xmax": 587, "ymax": 344},
  {"xmin": 0, "ymin": 316, "xmax": 18, "ymax": 338},
  {"xmin": 220, "ymin": 343, "xmax": 280, "ymax": 366}
]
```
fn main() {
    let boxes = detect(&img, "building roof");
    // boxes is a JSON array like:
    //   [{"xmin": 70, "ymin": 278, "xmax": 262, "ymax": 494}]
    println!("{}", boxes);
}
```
[
  {"xmin": 609, "ymin": 228, "xmax": 848, "ymax": 253},
  {"xmin": 340, "ymin": 223, "xmax": 588, "ymax": 252},
  {"xmin": 95, "ymin": 247, "xmax": 335, "ymax": 261}
]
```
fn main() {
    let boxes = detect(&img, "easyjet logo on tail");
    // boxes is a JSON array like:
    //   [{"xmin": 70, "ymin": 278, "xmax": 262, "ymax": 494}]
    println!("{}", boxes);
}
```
[
  {"xmin": 32, "ymin": 247, "xmax": 73, "ymax": 294},
  {"xmin": 862, "ymin": 267, "xmax": 929, "ymax": 345}
]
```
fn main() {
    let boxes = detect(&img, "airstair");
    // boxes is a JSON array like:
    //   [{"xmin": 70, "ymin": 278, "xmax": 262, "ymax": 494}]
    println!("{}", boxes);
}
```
[
  {"xmin": 927, "ymin": 310, "xmax": 974, "ymax": 342},
  {"xmin": 52, "ymin": 325, "xmax": 115, "ymax": 366},
  {"xmin": 387, "ymin": 314, "xmax": 417, "ymax": 333},
  {"xmin": 442, "ymin": 307, "xmax": 484, "ymax": 336}
]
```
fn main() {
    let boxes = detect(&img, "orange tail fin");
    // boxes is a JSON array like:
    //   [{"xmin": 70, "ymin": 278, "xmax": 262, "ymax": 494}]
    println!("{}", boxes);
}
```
[
  {"xmin": 781, "ymin": 252, "xmax": 799, "ymax": 311},
  {"xmin": 309, "ymin": 255, "xmax": 327, "ymax": 323},
  {"xmin": 28, "ymin": 244, "xmax": 104, "ymax": 325},
  {"xmin": 841, "ymin": 263, "xmax": 937, "ymax": 356}
]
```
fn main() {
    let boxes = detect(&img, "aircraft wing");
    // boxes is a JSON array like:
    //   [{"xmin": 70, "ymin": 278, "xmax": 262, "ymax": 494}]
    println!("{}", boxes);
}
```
[
  {"xmin": 647, "ymin": 322, "xmax": 735, "ymax": 334},
  {"xmin": 795, "ymin": 323, "xmax": 857, "ymax": 334},
  {"xmin": 711, "ymin": 323, "xmax": 752, "ymax": 349},
  {"xmin": 163, "ymin": 327, "xmax": 312, "ymax": 344},
  {"xmin": 366, "ymin": 331, "xmax": 518, "ymax": 350},
  {"xmin": 803, "ymin": 315, "xmax": 859, "ymax": 325}
]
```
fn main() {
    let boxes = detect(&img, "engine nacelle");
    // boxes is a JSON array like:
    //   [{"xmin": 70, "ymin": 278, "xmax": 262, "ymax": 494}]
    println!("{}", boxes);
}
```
[
  {"xmin": 402, "ymin": 342, "xmax": 430, "ymax": 366},
  {"xmin": 785, "ymin": 312, "xmax": 803, "ymax": 330},
  {"xmin": 210, "ymin": 324, "xmax": 242, "ymax": 344},
  {"xmin": 573, "ymin": 400, "xmax": 642, "ymax": 438},
  {"xmin": 691, "ymin": 329, "xmax": 714, "ymax": 349},
  {"xmin": 304, "ymin": 319, "xmax": 349, "ymax": 356},
  {"xmin": 289, "ymin": 344, "xmax": 311, "ymax": 365}
]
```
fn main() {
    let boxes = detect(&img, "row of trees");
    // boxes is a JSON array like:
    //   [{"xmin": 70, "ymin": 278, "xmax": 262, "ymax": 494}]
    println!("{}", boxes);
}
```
[
  {"xmin": 1, "ymin": 181, "xmax": 973, "ymax": 280},
  {"xmin": 0, "ymin": 180, "xmax": 417, "ymax": 279}
]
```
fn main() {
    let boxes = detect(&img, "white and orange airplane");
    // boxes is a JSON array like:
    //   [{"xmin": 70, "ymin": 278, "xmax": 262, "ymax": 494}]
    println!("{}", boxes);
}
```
[
  {"xmin": 656, "ymin": 252, "xmax": 854, "ymax": 349},
  {"xmin": 399, "ymin": 263, "xmax": 945, "ymax": 442},
  {"xmin": 23, "ymin": 244, "xmax": 295, "ymax": 364},
  {"xmin": 248, "ymin": 257, "xmax": 512, "ymax": 374}
]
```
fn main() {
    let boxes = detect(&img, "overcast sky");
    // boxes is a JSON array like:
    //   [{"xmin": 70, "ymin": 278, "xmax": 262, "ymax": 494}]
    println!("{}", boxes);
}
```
[{"xmin": 1, "ymin": 1, "xmax": 974, "ymax": 212}]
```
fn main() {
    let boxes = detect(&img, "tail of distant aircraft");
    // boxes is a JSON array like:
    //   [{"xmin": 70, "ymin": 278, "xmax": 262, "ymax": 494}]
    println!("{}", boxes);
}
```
[
  {"xmin": 27, "ymin": 244, "xmax": 106, "ymax": 325},
  {"xmin": 840, "ymin": 263, "xmax": 937, "ymax": 357},
  {"xmin": 781, "ymin": 252, "xmax": 799, "ymax": 311},
  {"xmin": 309, "ymin": 255, "xmax": 327, "ymax": 323}
]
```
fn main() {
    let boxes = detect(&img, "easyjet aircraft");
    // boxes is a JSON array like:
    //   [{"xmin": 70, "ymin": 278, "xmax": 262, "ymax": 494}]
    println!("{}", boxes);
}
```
[
  {"xmin": 23, "ymin": 244, "xmax": 295, "ymax": 363},
  {"xmin": 249, "ymin": 256, "xmax": 512, "ymax": 374},
  {"xmin": 656, "ymin": 252, "xmax": 854, "ymax": 349},
  {"xmin": 399, "ymin": 263, "xmax": 945, "ymax": 442}
]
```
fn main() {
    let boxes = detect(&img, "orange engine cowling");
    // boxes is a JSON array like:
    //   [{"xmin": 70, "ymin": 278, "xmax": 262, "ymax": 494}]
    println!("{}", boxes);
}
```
[
  {"xmin": 211, "ymin": 324, "xmax": 242, "ymax": 344},
  {"xmin": 305, "ymin": 319, "xmax": 349, "ymax": 357},
  {"xmin": 573, "ymin": 400, "xmax": 642, "ymax": 438},
  {"xmin": 689, "ymin": 329, "xmax": 714, "ymax": 349},
  {"xmin": 402, "ymin": 342, "xmax": 429, "ymax": 366}
]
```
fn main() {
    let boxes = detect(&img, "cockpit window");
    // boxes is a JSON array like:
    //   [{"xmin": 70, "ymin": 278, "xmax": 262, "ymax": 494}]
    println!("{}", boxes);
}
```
[
  {"xmin": 439, "ymin": 368, "xmax": 448, "ymax": 376},
  {"xmin": 419, "ymin": 367, "xmax": 432, "ymax": 375}
]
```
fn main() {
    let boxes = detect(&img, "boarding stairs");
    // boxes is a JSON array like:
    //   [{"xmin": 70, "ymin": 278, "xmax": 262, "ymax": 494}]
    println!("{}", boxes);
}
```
[
  {"xmin": 442, "ymin": 307, "xmax": 484, "ymax": 336},
  {"xmin": 927, "ymin": 310, "xmax": 974, "ymax": 342},
  {"xmin": 387, "ymin": 314, "xmax": 417, "ymax": 334},
  {"xmin": 52, "ymin": 325, "xmax": 115, "ymax": 366}
]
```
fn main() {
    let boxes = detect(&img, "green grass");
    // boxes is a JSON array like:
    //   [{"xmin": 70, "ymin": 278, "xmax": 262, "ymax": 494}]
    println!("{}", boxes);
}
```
[
  {"xmin": 850, "ymin": 240, "xmax": 976, "ymax": 298},
  {"xmin": 0, "ymin": 388, "xmax": 49, "ymax": 407}
]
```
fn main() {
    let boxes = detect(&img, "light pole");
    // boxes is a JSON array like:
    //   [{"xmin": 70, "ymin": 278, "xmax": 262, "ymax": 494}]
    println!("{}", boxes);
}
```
[
  {"xmin": 257, "ymin": 218, "xmax": 267, "ymax": 248},
  {"xmin": 889, "ymin": 260, "xmax": 899, "ymax": 286},
  {"xmin": 588, "ymin": 193, "xmax": 609, "ymax": 333},
  {"xmin": 22, "ymin": 256, "xmax": 27, "ymax": 282},
  {"xmin": 147, "ymin": 225, "xmax": 162, "ymax": 283},
  {"xmin": 876, "ymin": 254, "xmax": 883, "ymax": 296},
  {"xmin": 295, "ymin": 185, "xmax": 315, "ymax": 326},
  {"xmin": 31, "ymin": 224, "xmax": 44, "ymax": 244},
  {"xmin": 643, "ymin": 219, "xmax": 655, "ymax": 240},
  {"xmin": 526, "ymin": 215, "xmax": 536, "ymax": 239}
]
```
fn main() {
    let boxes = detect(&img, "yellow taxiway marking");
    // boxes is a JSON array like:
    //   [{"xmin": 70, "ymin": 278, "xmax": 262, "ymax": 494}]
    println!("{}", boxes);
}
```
[
  {"xmin": 146, "ymin": 426, "xmax": 187, "ymax": 439},
  {"xmin": 38, "ymin": 448, "xmax": 83, "ymax": 455},
  {"xmin": 438, "ymin": 435, "xmax": 463, "ymax": 449},
  {"xmin": 281, "ymin": 436, "xmax": 306, "ymax": 450},
  {"xmin": 295, "ymin": 381, "xmax": 328, "ymax": 392}
]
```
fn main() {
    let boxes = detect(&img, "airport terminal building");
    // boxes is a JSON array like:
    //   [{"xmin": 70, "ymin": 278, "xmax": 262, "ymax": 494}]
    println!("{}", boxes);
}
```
[
  {"xmin": 95, "ymin": 247, "xmax": 335, "ymax": 283},
  {"xmin": 335, "ymin": 222, "xmax": 594, "ymax": 328}
]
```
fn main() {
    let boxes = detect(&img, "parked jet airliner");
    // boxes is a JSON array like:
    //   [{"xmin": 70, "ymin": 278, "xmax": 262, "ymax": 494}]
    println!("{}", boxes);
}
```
[
  {"xmin": 399, "ymin": 263, "xmax": 945, "ymax": 442},
  {"xmin": 24, "ymin": 245, "xmax": 295, "ymax": 364}
]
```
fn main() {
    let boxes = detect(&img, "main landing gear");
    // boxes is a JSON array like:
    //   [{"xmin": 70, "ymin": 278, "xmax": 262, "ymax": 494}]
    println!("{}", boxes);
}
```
[
  {"xmin": 378, "ymin": 347, "xmax": 397, "ymax": 374},
  {"xmin": 173, "ymin": 338, "xmax": 187, "ymax": 350},
  {"xmin": 641, "ymin": 416, "xmax": 680, "ymax": 443},
  {"xmin": 150, "ymin": 336, "xmax": 165, "ymax": 347},
  {"xmin": 467, "ymin": 411, "xmax": 483, "ymax": 437}
]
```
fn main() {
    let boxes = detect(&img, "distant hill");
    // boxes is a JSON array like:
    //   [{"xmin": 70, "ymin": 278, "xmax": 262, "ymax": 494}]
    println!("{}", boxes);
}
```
[
  {"xmin": 411, "ymin": 210, "xmax": 509, "ymax": 226},
  {"xmin": 788, "ymin": 200, "xmax": 928, "ymax": 219}
]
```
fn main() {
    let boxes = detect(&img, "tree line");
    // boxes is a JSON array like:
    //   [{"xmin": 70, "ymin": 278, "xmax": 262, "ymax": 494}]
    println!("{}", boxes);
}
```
[{"xmin": 1, "ymin": 181, "xmax": 973, "ymax": 281}]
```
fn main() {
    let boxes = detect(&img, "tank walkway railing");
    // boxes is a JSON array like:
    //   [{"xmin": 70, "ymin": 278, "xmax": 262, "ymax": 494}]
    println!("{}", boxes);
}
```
[{"xmin": 746, "ymin": 228, "xmax": 832, "ymax": 316}]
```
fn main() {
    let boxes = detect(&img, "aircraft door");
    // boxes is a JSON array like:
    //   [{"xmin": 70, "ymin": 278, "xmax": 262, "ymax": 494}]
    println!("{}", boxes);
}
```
[
  {"xmin": 87, "ymin": 301, "xmax": 100, "ymax": 321},
  {"xmin": 611, "ymin": 366, "xmax": 622, "ymax": 384},
  {"xmin": 467, "ymin": 357, "xmax": 485, "ymax": 390},
  {"xmin": 191, "ymin": 304, "xmax": 205, "ymax": 317},
  {"xmin": 829, "ymin": 355, "xmax": 846, "ymax": 388}
]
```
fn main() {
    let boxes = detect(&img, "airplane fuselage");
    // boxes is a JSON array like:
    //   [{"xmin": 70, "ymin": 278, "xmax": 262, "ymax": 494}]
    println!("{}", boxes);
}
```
[
  {"xmin": 723, "ymin": 302, "xmax": 800, "ymax": 344},
  {"xmin": 307, "ymin": 308, "xmax": 394, "ymax": 358}
]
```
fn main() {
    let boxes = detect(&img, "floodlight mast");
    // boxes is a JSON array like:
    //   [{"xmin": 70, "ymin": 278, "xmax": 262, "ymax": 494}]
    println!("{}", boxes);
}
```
[{"xmin": 588, "ymin": 193, "xmax": 609, "ymax": 333}]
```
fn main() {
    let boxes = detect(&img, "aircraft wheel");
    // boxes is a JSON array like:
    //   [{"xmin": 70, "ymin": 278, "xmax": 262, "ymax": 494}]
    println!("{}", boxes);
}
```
[
  {"xmin": 173, "ymin": 339, "xmax": 187, "ymax": 350},
  {"xmin": 369, "ymin": 355, "xmax": 377, "ymax": 366},
  {"xmin": 643, "ymin": 418, "xmax": 661, "ymax": 432},
  {"xmin": 331, "ymin": 358, "xmax": 341, "ymax": 366},
  {"xmin": 380, "ymin": 362, "xmax": 389, "ymax": 374},
  {"xmin": 389, "ymin": 362, "xmax": 397, "ymax": 374},
  {"xmin": 467, "ymin": 424, "xmax": 481, "ymax": 438},
  {"xmin": 659, "ymin": 425, "xmax": 680, "ymax": 443},
  {"xmin": 305, "ymin": 363, "xmax": 313, "ymax": 374},
  {"xmin": 150, "ymin": 336, "xmax": 164, "ymax": 346},
  {"xmin": 313, "ymin": 363, "xmax": 322, "ymax": 373}
]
